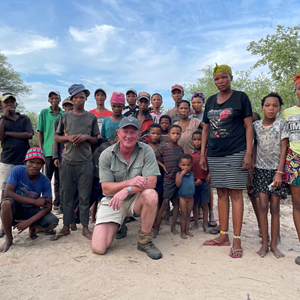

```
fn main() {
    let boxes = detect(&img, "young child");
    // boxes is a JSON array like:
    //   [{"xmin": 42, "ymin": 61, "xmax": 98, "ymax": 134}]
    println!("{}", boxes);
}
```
[
  {"xmin": 176, "ymin": 154, "xmax": 195, "ymax": 239},
  {"xmin": 37, "ymin": 91, "xmax": 64, "ymax": 209},
  {"xmin": 189, "ymin": 130, "xmax": 210, "ymax": 233},
  {"xmin": 101, "ymin": 92, "xmax": 125, "ymax": 142},
  {"xmin": 52, "ymin": 84, "xmax": 99, "ymax": 241},
  {"xmin": 189, "ymin": 92, "xmax": 205, "ymax": 121},
  {"xmin": 154, "ymin": 124, "xmax": 183, "ymax": 237},
  {"xmin": 150, "ymin": 93, "xmax": 164, "ymax": 121},
  {"xmin": 159, "ymin": 115, "xmax": 171, "ymax": 144},
  {"xmin": 123, "ymin": 89, "xmax": 138, "ymax": 117},
  {"xmin": 253, "ymin": 92, "xmax": 290, "ymax": 258},
  {"xmin": 0, "ymin": 93, "xmax": 34, "ymax": 238},
  {"xmin": 89, "ymin": 88, "xmax": 113, "ymax": 132},
  {"xmin": 247, "ymin": 112, "xmax": 261, "ymax": 234}
]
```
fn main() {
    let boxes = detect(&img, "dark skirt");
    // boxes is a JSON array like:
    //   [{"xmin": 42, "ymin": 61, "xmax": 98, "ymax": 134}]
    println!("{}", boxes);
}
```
[{"xmin": 253, "ymin": 167, "xmax": 291, "ymax": 196}]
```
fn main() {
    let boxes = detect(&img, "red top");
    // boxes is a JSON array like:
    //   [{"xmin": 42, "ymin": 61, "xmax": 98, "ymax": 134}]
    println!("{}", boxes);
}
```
[
  {"xmin": 189, "ymin": 149, "xmax": 209, "ymax": 180},
  {"xmin": 89, "ymin": 109, "xmax": 113, "ymax": 117}
]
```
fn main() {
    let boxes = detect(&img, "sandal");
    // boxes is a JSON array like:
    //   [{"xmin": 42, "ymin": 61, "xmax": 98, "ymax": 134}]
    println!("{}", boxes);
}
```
[
  {"xmin": 49, "ymin": 232, "xmax": 70, "ymax": 241},
  {"xmin": 203, "ymin": 239, "xmax": 230, "ymax": 246},
  {"xmin": 37, "ymin": 229, "xmax": 56, "ymax": 235},
  {"xmin": 209, "ymin": 227, "xmax": 220, "ymax": 235},
  {"xmin": 229, "ymin": 247, "xmax": 243, "ymax": 258}
]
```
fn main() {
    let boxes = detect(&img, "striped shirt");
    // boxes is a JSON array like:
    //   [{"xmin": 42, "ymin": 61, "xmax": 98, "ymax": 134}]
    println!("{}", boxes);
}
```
[{"xmin": 155, "ymin": 143, "xmax": 184, "ymax": 182}]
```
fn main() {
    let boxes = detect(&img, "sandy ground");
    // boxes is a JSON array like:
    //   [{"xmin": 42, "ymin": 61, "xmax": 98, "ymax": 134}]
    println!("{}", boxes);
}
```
[{"xmin": 0, "ymin": 192, "xmax": 299, "ymax": 300}]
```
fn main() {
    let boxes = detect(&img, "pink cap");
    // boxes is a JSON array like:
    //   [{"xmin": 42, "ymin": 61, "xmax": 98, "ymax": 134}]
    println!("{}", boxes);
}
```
[
  {"xmin": 171, "ymin": 84, "xmax": 184, "ymax": 92},
  {"xmin": 110, "ymin": 92, "xmax": 125, "ymax": 104}
]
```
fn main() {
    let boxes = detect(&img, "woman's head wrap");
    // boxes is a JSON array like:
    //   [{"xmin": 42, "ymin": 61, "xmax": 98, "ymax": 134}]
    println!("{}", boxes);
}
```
[
  {"xmin": 291, "ymin": 74, "xmax": 300, "ymax": 89},
  {"xmin": 191, "ymin": 92, "xmax": 205, "ymax": 102},
  {"xmin": 213, "ymin": 63, "xmax": 232, "ymax": 77}
]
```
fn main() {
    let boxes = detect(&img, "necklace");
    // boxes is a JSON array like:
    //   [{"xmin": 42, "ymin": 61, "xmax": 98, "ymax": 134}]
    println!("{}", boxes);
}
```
[
  {"xmin": 261, "ymin": 119, "xmax": 276, "ymax": 132},
  {"xmin": 179, "ymin": 118, "xmax": 189, "ymax": 122}
]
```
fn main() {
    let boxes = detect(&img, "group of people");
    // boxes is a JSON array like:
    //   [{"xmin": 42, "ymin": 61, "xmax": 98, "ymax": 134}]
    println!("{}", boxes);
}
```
[{"xmin": 0, "ymin": 64, "xmax": 300, "ymax": 264}]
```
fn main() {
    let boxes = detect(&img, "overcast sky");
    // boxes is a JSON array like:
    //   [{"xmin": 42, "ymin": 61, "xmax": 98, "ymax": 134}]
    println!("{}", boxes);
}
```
[{"xmin": 0, "ymin": 0, "xmax": 299, "ymax": 112}]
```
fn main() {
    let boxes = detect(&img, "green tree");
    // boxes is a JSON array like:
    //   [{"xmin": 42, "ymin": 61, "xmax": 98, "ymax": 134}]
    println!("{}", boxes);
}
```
[
  {"xmin": 247, "ymin": 25, "xmax": 300, "ymax": 106},
  {"xmin": 25, "ymin": 111, "xmax": 39, "ymax": 147}
]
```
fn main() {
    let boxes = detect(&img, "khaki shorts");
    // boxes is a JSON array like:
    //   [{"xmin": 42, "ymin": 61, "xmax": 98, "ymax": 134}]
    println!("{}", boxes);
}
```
[
  {"xmin": 0, "ymin": 163, "xmax": 16, "ymax": 190},
  {"xmin": 96, "ymin": 193, "xmax": 139, "ymax": 227}
]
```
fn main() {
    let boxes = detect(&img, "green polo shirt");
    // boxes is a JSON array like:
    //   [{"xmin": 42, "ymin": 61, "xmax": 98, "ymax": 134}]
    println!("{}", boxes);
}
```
[
  {"xmin": 99, "ymin": 141, "xmax": 160, "ymax": 195},
  {"xmin": 37, "ymin": 107, "xmax": 64, "ymax": 157}
]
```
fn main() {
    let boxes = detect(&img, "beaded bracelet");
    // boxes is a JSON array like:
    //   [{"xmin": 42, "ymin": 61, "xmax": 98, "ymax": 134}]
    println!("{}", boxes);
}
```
[{"xmin": 275, "ymin": 170, "xmax": 284, "ymax": 174}]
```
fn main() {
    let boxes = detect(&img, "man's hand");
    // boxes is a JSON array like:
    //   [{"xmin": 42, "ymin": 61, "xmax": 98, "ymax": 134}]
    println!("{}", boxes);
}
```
[
  {"xmin": 129, "ymin": 176, "xmax": 148, "ymax": 189},
  {"xmin": 2, "ymin": 107, "xmax": 12, "ymax": 117},
  {"xmin": 54, "ymin": 158, "xmax": 60, "ymax": 168},
  {"xmin": 35, "ymin": 195, "xmax": 49, "ymax": 208},
  {"xmin": 13, "ymin": 219, "xmax": 31, "ymax": 234},
  {"xmin": 109, "ymin": 188, "xmax": 129, "ymax": 210}
]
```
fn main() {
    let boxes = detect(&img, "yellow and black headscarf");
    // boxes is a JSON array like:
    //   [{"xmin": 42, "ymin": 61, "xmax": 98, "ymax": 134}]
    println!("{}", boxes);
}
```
[{"xmin": 213, "ymin": 63, "xmax": 232, "ymax": 77}]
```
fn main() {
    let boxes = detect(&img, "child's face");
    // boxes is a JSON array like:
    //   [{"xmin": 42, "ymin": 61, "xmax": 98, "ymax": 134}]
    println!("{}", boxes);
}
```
[
  {"xmin": 111, "ymin": 103, "xmax": 124, "ymax": 116},
  {"xmin": 151, "ymin": 95, "xmax": 162, "ymax": 109},
  {"xmin": 126, "ymin": 92, "xmax": 137, "ymax": 106},
  {"xmin": 178, "ymin": 102, "xmax": 190, "ymax": 119},
  {"xmin": 48, "ymin": 94, "xmax": 61, "ymax": 107},
  {"xmin": 72, "ymin": 92, "xmax": 87, "ymax": 109},
  {"xmin": 95, "ymin": 91, "xmax": 106, "ymax": 105},
  {"xmin": 159, "ymin": 118, "xmax": 170, "ymax": 132},
  {"xmin": 171, "ymin": 89, "xmax": 184, "ymax": 105},
  {"xmin": 179, "ymin": 158, "xmax": 192, "ymax": 172},
  {"xmin": 192, "ymin": 134, "xmax": 202, "ymax": 150},
  {"xmin": 262, "ymin": 97, "xmax": 281, "ymax": 118},
  {"xmin": 191, "ymin": 97, "xmax": 204, "ymax": 113},
  {"xmin": 63, "ymin": 104, "xmax": 74, "ymax": 112},
  {"xmin": 138, "ymin": 99, "xmax": 149, "ymax": 112},
  {"xmin": 149, "ymin": 127, "xmax": 161, "ymax": 144},
  {"xmin": 1, "ymin": 97, "xmax": 17, "ymax": 113},
  {"xmin": 168, "ymin": 127, "xmax": 181, "ymax": 143}
]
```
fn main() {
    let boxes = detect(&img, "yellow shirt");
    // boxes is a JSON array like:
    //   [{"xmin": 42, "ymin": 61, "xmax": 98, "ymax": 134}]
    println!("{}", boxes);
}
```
[{"xmin": 282, "ymin": 106, "xmax": 300, "ymax": 155}]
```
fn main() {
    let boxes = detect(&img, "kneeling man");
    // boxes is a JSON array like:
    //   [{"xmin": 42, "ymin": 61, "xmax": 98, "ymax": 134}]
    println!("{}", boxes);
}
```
[
  {"xmin": 0, "ymin": 147, "xmax": 58, "ymax": 252},
  {"xmin": 91, "ymin": 117, "xmax": 162, "ymax": 259}
]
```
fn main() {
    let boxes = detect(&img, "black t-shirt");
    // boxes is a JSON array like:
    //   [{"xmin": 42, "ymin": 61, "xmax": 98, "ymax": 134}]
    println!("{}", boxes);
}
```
[
  {"xmin": 1, "ymin": 114, "xmax": 33, "ymax": 164},
  {"xmin": 203, "ymin": 90, "xmax": 252, "ymax": 157}
]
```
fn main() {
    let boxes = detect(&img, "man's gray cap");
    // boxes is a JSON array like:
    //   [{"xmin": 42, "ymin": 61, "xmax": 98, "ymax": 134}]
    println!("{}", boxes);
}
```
[{"xmin": 119, "ymin": 117, "xmax": 141, "ymax": 131}]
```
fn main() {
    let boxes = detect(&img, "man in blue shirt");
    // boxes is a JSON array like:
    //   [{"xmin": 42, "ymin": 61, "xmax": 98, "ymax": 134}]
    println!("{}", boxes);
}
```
[{"xmin": 0, "ymin": 147, "xmax": 58, "ymax": 253}]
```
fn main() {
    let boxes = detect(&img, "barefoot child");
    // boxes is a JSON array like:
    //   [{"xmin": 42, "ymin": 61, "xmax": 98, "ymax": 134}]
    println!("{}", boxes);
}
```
[
  {"xmin": 150, "ymin": 93, "xmax": 164, "ymax": 121},
  {"xmin": 189, "ymin": 130, "xmax": 210, "ymax": 233},
  {"xmin": 154, "ymin": 124, "xmax": 183, "ymax": 237},
  {"xmin": 176, "ymin": 154, "xmax": 195, "ymax": 239},
  {"xmin": 253, "ymin": 92, "xmax": 290, "ymax": 258},
  {"xmin": 101, "ymin": 92, "xmax": 126, "ymax": 142},
  {"xmin": 159, "ymin": 115, "xmax": 171, "ymax": 144}
]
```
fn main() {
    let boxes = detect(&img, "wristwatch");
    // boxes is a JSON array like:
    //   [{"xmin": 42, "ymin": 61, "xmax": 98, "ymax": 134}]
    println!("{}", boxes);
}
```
[{"xmin": 126, "ymin": 186, "xmax": 133, "ymax": 195}]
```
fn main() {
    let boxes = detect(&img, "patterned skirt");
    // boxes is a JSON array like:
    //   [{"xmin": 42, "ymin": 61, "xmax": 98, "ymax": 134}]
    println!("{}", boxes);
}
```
[
  {"xmin": 253, "ymin": 168, "xmax": 291, "ymax": 196},
  {"xmin": 283, "ymin": 148, "xmax": 300, "ymax": 186}
]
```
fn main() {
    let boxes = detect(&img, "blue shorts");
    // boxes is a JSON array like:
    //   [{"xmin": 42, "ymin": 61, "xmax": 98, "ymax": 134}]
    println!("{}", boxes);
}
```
[
  {"xmin": 194, "ymin": 180, "xmax": 210, "ymax": 204},
  {"xmin": 155, "ymin": 174, "xmax": 164, "ymax": 192},
  {"xmin": 1, "ymin": 198, "xmax": 59, "ymax": 228}
]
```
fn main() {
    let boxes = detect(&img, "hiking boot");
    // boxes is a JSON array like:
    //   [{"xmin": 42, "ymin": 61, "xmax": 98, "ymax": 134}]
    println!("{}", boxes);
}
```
[
  {"xmin": 137, "ymin": 241, "xmax": 162, "ymax": 260},
  {"xmin": 116, "ymin": 223, "xmax": 128, "ymax": 240}
]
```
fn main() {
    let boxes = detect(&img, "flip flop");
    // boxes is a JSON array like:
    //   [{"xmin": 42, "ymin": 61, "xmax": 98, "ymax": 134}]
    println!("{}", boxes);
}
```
[
  {"xmin": 37, "ymin": 229, "xmax": 56, "ymax": 235},
  {"xmin": 229, "ymin": 247, "xmax": 243, "ymax": 258},
  {"xmin": 203, "ymin": 239, "xmax": 230, "ymax": 246},
  {"xmin": 49, "ymin": 232, "xmax": 70, "ymax": 241},
  {"xmin": 209, "ymin": 228, "xmax": 220, "ymax": 235},
  {"xmin": 208, "ymin": 220, "xmax": 218, "ymax": 227},
  {"xmin": 295, "ymin": 256, "xmax": 300, "ymax": 265}
]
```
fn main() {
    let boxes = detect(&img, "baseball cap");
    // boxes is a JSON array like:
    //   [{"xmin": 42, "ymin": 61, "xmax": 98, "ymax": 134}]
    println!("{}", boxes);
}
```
[
  {"xmin": 171, "ymin": 84, "xmax": 184, "ymax": 92},
  {"xmin": 126, "ymin": 88, "xmax": 137, "ymax": 96},
  {"xmin": 137, "ymin": 92, "xmax": 150, "ymax": 102},
  {"xmin": 24, "ymin": 147, "xmax": 46, "ymax": 164},
  {"xmin": 94, "ymin": 88, "xmax": 107, "ymax": 97},
  {"xmin": 48, "ymin": 91, "xmax": 61, "ymax": 98},
  {"xmin": 62, "ymin": 97, "xmax": 74, "ymax": 106},
  {"xmin": 119, "ymin": 117, "xmax": 141, "ymax": 131},
  {"xmin": 0, "ymin": 92, "xmax": 17, "ymax": 102}
]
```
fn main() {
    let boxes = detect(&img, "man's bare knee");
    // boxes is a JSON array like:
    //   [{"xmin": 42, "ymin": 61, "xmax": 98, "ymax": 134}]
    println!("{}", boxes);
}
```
[
  {"xmin": 91, "ymin": 243, "xmax": 107, "ymax": 255},
  {"xmin": 0, "ymin": 200, "xmax": 12, "ymax": 211},
  {"xmin": 142, "ymin": 189, "xmax": 158, "ymax": 206}
]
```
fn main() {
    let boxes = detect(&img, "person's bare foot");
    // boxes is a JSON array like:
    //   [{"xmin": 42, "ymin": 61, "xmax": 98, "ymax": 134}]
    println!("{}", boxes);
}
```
[
  {"xmin": 153, "ymin": 228, "xmax": 158, "ymax": 238},
  {"xmin": 189, "ymin": 224, "xmax": 199, "ymax": 230},
  {"xmin": 0, "ymin": 238, "xmax": 13, "ymax": 253},
  {"xmin": 180, "ymin": 233, "xmax": 187, "ymax": 239},
  {"xmin": 70, "ymin": 223, "xmax": 77, "ymax": 231},
  {"xmin": 171, "ymin": 226, "xmax": 179, "ymax": 235},
  {"xmin": 186, "ymin": 231, "xmax": 194, "ymax": 237},
  {"xmin": 203, "ymin": 224, "xmax": 209, "ymax": 234},
  {"xmin": 82, "ymin": 227, "xmax": 92, "ymax": 240},
  {"xmin": 29, "ymin": 228, "xmax": 38, "ymax": 240},
  {"xmin": 271, "ymin": 245, "xmax": 285, "ymax": 258},
  {"xmin": 256, "ymin": 245, "xmax": 269, "ymax": 258}
]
